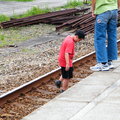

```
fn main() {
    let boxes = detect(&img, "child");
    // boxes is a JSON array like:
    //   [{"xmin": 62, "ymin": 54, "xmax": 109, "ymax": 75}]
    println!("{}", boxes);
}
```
[{"xmin": 55, "ymin": 30, "xmax": 85, "ymax": 93}]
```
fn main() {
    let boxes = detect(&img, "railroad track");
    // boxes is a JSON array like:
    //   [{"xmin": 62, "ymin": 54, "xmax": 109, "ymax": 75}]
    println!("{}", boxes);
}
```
[
  {"xmin": 0, "ymin": 40, "xmax": 120, "ymax": 120},
  {"xmin": 0, "ymin": 52, "xmax": 95, "ymax": 120}
]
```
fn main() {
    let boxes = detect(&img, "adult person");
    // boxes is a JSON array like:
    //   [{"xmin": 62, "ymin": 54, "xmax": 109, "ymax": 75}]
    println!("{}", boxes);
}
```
[
  {"xmin": 90, "ymin": 0, "xmax": 120, "ymax": 71},
  {"xmin": 55, "ymin": 30, "xmax": 85, "ymax": 93}
]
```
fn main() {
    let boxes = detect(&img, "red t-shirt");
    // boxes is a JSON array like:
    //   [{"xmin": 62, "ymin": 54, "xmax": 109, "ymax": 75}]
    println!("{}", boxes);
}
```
[{"xmin": 58, "ymin": 35, "xmax": 75, "ymax": 67}]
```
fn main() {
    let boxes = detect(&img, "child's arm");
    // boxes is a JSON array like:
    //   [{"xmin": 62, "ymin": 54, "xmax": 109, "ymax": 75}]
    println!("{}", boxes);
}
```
[{"xmin": 65, "ymin": 53, "xmax": 70, "ymax": 71}]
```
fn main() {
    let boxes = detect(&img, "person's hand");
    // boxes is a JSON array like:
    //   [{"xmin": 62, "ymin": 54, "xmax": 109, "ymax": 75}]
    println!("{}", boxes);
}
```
[
  {"xmin": 65, "ymin": 64, "xmax": 70, "ymax": 71},
  {"xmin": 92, "ymin": 11, "xmax": 96, "ymax": 18}
]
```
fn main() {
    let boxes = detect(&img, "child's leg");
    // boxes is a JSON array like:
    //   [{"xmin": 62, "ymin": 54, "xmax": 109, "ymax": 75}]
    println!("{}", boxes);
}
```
[
  {"xmin": 61, "ymin": 78, "xmax": 69, "ymax": 90},
  {"xmin": 59, "ymin": 75, "xmax": 63, "ymax": 82}
]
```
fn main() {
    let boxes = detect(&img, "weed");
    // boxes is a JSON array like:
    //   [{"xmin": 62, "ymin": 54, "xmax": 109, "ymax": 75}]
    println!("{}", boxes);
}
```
[
  {"xmin": 64, "ymin": 0, "xmax": 84, "ymax": 8},
  {"xmin": 0, "ymin": 0, "xmax": 33, "ymax": 2},
  {"xmin": 0, "ymin": 15, "xmax": 10, "ymax": 22},
  {"xmin": 17, "ymin": 7, "xmax": 51, "ymax": 18},
  {"xmin": 0, "ymin": 34, "xmax": 5, "ymax": 41}
]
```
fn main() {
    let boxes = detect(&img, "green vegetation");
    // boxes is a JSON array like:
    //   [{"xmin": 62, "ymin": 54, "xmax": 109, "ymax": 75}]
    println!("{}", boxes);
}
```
[
  {"xmin": 0, "ymin": 33, "xmax": 14, "ymax": 47},
  {"xmin": 15, "ymin": 7, "xmax": 51, "ymax": 18},
  {"xmin": 62, "ymin": 0, "xmax": 84, "ymax": 8},
  {"xmin": 0, "ymin": 28, "xmax": 28, "ymax": 47},
  {"xmin": 0, "ymin": 0, "xmax": 33, "ymax": 2},
  {"xmin": 0, "ymin": 15, "xmax": 10, "ymax": 22},
  {"xmin": 0, "ymin": 24, "xmax": 55, "ymax": 47},
  {"xmin": 83, "ymin": 0, "xmax": 91, "ymax": 4}
]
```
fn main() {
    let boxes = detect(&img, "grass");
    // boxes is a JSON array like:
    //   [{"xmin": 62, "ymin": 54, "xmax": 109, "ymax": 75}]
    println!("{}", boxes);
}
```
[
  {"xmin": 62, "ymin": 0, "xmax": 84, "ymax": 8},
  {"xmin": 0, "ymin": 28, "xmax": 27, "ymax": 47},
  {"xmin": 0, "ymin": 15, "xmax": 10, "ymax": 22},
  {"xmin": 15, "ymin": 7, "xmax": 51, "ymax": 18},
  {"xmin": 53, "ymin": 0, "xmax": 89, "ymax": 11},
  {"xmin": 0, "ymin": 0, "xmax": 33, "ymax": 2},
  {"xmin": 0, "ymin": 33, "xmax": 14, "ymax": 47},
  {"xmin": 0, "ymin": 27, "xmax": 25, "ymax": 47},
  {"xmin": 0, "ymin": 24, "xmax": 55, "ymax": 48}
]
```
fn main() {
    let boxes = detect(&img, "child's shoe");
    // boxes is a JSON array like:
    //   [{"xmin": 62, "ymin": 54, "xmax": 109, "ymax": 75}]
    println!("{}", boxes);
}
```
[
  {"xmin": 59, "ymin": 89, "xmax": 65, "ymax": 93},
  {"xmin": 54, "ymin": 80, "xmax": 61, "ymax": 88}
]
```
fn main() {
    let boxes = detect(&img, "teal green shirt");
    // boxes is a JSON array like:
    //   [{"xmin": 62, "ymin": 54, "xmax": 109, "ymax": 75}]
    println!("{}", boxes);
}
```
[{"xmin": 95, "ymin": 0, "xmax": 118, "ymax": 14}]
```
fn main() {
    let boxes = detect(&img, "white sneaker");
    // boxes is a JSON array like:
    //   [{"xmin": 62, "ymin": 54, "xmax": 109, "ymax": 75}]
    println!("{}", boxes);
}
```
[
  {"xmin": 90, "ymin": 63, "xmax": 109, "ymax": 71},
  {"xmin": 108, "ymin": 61, "xmax": 114, "ymax": 69}
]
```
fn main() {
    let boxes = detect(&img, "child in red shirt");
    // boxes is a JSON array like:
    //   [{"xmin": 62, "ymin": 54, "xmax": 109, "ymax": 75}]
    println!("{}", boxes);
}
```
[{"xmin": 55, "ymin": 30, "xmax": 85, "ymax": 93}]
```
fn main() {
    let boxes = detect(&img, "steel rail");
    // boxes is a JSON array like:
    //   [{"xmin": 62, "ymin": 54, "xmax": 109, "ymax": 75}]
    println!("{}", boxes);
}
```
[
  {"xmin": 0, "ymin": 40, "xmax": 120, "ymax": 106},
  {"xmin": 0, "ymin": 8, "xmax": 89, "ymax": 28},
  {"xmin": 0, "ymin": 51, "xmax": 95, "ymax": 106}
]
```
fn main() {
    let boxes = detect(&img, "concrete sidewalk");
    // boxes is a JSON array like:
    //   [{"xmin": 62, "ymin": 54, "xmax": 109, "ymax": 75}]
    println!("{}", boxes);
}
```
[
  {"xmin": 0, "ymin": 0, "xmax": 69, "ymax": 16},
  {"xmin": 22, "ymin": 57, "xmax": 120, "ymax": 120}
]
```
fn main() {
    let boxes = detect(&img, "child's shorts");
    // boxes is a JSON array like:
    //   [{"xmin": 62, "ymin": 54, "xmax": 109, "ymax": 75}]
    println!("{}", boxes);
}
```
[{"xmin": 61, "ymin": 67, "xmax": 73, "ymax": 79}]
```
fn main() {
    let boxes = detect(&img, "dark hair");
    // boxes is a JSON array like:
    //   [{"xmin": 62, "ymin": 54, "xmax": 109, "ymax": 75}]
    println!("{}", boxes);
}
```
[{"xmin": 75, "ymin": 30, "xmax": 85, "ymax": 39}]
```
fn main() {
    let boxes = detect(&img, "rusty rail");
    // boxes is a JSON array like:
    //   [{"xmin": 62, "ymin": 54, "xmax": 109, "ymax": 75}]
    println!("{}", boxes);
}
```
[
  {"xmin": 0, "ymin": 8, "xmax": 89, "ymax": 29},
  {"xmin": 0, "ymin": 51, "xmax": 96, "ymax": 106},
  {"xmin": 0, "ymin": 8, "xmax": 120, "ymax": 35},
  {"xmin": 1, "ymin": 40, "xmax": 120, "ymax": 106},
  {"xmin": 2, "ymin": 38, "xmax": 120, "ymax": 107}
]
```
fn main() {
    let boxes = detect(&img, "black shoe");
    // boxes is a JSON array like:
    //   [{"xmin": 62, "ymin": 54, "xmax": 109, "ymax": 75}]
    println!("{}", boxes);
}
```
[
  {"xmin": 54, "ymin": 80, "xmax": 61, "ymax": 88},
  {"xmin": 59, "ymin": 89, "xmax": 65, "ymax": 93}
]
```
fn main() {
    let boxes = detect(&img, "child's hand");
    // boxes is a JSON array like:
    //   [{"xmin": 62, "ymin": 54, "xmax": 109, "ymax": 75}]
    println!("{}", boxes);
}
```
[
  {"xmin": 65, "ymin": 64, "xmax": 70, "ymax": 71},
  {"xmin": 92, "ymin": 12, "xmax": 96, "ymax": 18}
]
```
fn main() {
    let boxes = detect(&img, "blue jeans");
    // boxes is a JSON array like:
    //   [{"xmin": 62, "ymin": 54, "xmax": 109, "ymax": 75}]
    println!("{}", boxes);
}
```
[{"xmin": 94, "ymin": 9, "xmax": 118, "ymax": 63}]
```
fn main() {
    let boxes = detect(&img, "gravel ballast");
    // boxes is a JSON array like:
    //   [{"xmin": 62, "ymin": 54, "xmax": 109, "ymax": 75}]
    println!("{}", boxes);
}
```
[{"xmin": 0, "ymin": 24, "xmax": 120, "ymax": 95}]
